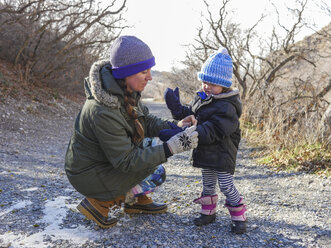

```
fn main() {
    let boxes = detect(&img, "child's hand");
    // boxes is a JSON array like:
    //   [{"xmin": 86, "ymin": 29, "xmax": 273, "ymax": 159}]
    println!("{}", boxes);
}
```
[
  {"xmin": 178, "ymin": 115, "xmax": 197, "ymax": 127},
  {"xmin": 164, "ymin": 87, "xmax": 183, "ymax": 118}
]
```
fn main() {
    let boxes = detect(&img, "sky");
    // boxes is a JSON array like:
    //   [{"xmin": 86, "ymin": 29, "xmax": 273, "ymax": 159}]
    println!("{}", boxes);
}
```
[{"xmin": 112, "ymin": 0, "xmax": 330, "ymax": 72}]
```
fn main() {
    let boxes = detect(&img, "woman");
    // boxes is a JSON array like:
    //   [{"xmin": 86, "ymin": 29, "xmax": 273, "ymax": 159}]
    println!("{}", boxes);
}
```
[{"xmin": 64, "ymin": 36, "xmax": 198, "ymax": 228}]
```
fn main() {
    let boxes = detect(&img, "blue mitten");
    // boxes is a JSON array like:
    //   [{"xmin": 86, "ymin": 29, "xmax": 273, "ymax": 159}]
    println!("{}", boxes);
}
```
[
  {"xmin": 167, "ymin": 121, "xmax": 179, "ymax": 129},
  {"xmin": 164, "ymin": 87, "xmax": 183, "ymax": 118},
  {"xmin": 159, "ymin": 122, "xmax": 184, "ymax": 142}
]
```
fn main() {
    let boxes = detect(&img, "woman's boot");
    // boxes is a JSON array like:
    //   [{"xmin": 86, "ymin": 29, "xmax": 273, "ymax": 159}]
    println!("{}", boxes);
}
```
[
  {"xmin": 225, "ymin": 197, "xmax": 247, "ymax": 234},
  {"xmin": 123, "ymin": 194, "xmax": 167, "ymax": 214},
  {"xmin": 124, "ymin": 164, "xmax": 167, "ymax": 214},
  {"xmin": 77, "ymin": 196, "xmax": 124, "ymax": 228},
  {"xmin": 193, "ymin": 194, "xmax": 218, "ymax": 226}
]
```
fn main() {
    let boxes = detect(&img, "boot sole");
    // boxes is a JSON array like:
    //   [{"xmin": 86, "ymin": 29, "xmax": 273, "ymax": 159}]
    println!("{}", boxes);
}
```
[
  {"xmin": 232, "ymin": 227, "xmax": 246, "ymax": 234},
  {"xmin": 77, "ymin": 199, "xmax": 117, "ymax": 228},
  {"xmin": 194, "ymin": 218, "xmax": 216, "ymax": 226},
  {"xmin": 193, "ymin": 214, "xmax": 216, "ymax": 226},
  {"xmin": 124, "ymin": 206, "xmax": 168, "ymax": 214},
  {"xmin": 231, "ymin": 221, "xmax": 247, "ymax": 234}
]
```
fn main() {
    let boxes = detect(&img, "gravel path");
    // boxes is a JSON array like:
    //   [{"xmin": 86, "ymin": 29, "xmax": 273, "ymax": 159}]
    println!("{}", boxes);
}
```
[{"xmin": 0, "ymin": 99, "xmax": 330, "ymax": 248}]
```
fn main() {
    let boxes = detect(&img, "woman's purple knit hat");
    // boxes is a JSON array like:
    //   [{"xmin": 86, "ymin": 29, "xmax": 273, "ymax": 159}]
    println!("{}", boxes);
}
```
[{"xmin": 109, "ymin": 36, "xmax": 155, "ymax": 79}]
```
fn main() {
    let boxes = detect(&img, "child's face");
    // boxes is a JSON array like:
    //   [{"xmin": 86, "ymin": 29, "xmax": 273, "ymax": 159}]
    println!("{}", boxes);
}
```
[{"xmin": 201, "ymin": 82, "xmax": 223, "ymax": 96}]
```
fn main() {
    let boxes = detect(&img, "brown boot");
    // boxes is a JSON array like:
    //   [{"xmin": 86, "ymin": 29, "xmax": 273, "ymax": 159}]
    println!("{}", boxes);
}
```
[
  {"xmin": 124, "ymin": 195, "xmax": 167, "ymax": 214},
  {"xmin": 77, "ymin": 196, "xmax": 124, "ymax": 228}
]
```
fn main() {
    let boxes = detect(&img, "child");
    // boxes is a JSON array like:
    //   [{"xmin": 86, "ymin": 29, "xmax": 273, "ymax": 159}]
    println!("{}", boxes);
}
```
[{"xmin": 161, "ymin": 48, "xmax": 246, "ymax": 234}]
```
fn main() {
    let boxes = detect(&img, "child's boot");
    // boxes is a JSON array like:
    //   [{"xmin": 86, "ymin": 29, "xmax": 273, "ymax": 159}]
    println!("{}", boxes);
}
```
[
  {"xmin": 77, "ymin": 196, "xmax": 124, "ymax": 228},
  {"xmin": 225, "ymin": 197, "xmax": 247, "ymax": 234},
  {"xmin": 193, "ymin": 194, "xmax": 218, "ymax": 226}
]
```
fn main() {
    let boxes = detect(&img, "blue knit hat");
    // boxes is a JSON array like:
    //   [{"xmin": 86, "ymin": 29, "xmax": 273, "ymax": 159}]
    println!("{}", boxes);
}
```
[
  {"xmin": 109, "ymin": 36, "xmax": 155, "ymax": 79},
  {"xmin": 197, "ymin": 47, "xmax": 233, "ymax": 88}
]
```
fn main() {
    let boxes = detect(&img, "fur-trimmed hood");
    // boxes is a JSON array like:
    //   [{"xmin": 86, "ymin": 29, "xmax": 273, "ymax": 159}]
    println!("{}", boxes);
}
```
[
  {"xmin": 84, "ymin": 60, "xmax": 121, "ymax": 108},
  {"xmin": 213, "ymin": 88, "xmax": 240, "ymax": 100}
]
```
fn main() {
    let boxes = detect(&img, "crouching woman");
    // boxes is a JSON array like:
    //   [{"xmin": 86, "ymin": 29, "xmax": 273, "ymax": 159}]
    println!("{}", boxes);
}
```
[{"xmin": 64, "ymin": 36, "xmax": 198, "ymax": 228}]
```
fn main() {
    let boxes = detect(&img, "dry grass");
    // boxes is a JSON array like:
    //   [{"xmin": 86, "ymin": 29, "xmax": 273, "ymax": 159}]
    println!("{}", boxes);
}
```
[
  {"xmin": 241, "ymin": 117, "xmax": 330, "ymax": 177},
  {"xmin": 255, "ymin": 143, "xmax": 330, "ymax": 176}
]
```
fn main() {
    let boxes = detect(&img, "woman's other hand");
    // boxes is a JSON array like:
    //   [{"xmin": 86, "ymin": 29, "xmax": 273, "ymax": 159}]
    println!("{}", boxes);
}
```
[
  {"xmin": 178, "ymin": 115, "xmax": 197, "ymax": 127},
  {"xmin": 166, "ymin": 125, "xmax": 199, "ymax": 154}
]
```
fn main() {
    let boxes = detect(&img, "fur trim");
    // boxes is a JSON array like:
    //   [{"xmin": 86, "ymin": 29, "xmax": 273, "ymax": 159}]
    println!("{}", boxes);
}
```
[
  {"xmin": 89, "ymin": 60, "xmax": 120, "ymax": 108},
  {"xmin": 124, "ymin": 190, "xmax": 137, "ymax": 205},
  {"xmin": 213, "ymin": 88, "xmax": 240, "ymax": 99}
]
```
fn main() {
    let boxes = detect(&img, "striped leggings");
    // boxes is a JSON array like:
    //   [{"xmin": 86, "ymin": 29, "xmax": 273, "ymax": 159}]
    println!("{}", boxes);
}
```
[{"xmin": 201, "ymin": 168, "xmax": 241, "ymax": 206}]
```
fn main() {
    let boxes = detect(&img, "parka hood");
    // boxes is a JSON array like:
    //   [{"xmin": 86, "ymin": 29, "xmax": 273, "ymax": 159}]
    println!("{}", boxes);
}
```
[
  {"xmin": 85, "ymin": 60, "xmax": 142, "ymax": 109},
  {"xmin": 214, "ymin": 88, "xmax": 242, "ymax": 117},
  {"xmin": 84, "ymin": 60, "xmax": 121, "ymax": 108}
]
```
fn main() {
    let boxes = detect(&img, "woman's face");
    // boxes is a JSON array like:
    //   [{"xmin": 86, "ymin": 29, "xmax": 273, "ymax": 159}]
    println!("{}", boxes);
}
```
[
  {"xmin": 201, "ymin": 81, "xmax": 223, "ymax": 96},
  {"xmin": 125, "ymin": 69, "xmax": 152, "ymax": 92}
]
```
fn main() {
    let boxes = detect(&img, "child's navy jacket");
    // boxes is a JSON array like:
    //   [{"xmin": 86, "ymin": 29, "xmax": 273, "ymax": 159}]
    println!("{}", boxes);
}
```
[{"xmin": 174, "ymin": 89, "xmax": 242, "ymax": 175}]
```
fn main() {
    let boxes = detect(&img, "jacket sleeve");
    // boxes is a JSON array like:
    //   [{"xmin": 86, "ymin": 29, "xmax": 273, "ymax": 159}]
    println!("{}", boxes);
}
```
[
  {"xmin": 179, "ymin": 105, "xmax": 194, "ymax": 119},
  {"xmin": 92, "ymin": 109, "xmax": 167, "ymax": 173},
  {"xmin": 196, "ymin": 103, "xmax": 239, "ymax": 145},
  {"xmin": 171, "ymin": 104, "xmax": 193, "ymax": 120},
  {"xmin": 140, "ymin": 103, "xmax": 176, "ymax": 137},
  {"xmin": 174, "ymin": 96, "xmax": 198, "ymax": 120}
]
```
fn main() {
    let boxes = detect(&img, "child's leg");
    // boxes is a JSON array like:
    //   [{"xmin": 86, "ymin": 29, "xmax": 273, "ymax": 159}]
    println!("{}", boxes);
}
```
[
  {"xmin": 192, "ymin": 168, "xmax": 218, "ymax": 226},
  {"xmin": 216, "ymin": 171, "xmax": 241, "ymax": 205},
  {"xmin": 217, "ymin": 171, "xmax": 246, "ymax": 234},
  {"xmin": 202, "ymin": 168, "xmax": 217, "ymax": 195}
]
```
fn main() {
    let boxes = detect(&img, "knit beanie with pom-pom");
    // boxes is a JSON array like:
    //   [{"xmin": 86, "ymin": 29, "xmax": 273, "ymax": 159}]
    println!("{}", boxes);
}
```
[{"xmin": 197, "ymin": 47, "xmax": 233, "ymax": 88}]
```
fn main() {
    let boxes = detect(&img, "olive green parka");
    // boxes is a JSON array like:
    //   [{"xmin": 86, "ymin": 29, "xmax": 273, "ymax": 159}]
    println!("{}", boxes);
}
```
[{"xmin": 65, "ymin": 60, "xmax": 171, "ymax": 201}]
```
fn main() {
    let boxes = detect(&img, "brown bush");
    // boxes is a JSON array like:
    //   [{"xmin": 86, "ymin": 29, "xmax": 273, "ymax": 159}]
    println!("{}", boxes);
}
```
[{"xmin": 0, "ymin": 0, "xmax": 127, "ymax": 96}]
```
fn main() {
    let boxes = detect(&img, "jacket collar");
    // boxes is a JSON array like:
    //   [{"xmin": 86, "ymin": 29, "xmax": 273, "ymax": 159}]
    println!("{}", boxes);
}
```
[
  {"xmin": 193, "ymin": 88, "xmax": 241, "ymax": 115},
  {"xmin": 212, "ymin": 88, "xmax": 240, "ymax": 99}
]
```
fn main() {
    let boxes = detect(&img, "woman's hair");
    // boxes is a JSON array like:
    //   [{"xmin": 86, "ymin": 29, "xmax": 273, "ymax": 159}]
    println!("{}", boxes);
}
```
[{"xmin": 118, "ymin": 79, "xmax": 144, "ymax": 144}]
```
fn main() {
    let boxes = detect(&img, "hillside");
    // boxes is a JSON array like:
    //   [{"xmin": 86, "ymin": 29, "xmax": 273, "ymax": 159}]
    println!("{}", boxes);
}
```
[
  {"xmin": 0, "ymin": 59, "xmax": 83, "ymax": 139},
  {"xmin": 269, "ymin": 22, "xmax": 331, "ymax": 143},
  {"xmin": 141, "ymin": 70, "xmax": 174, "ymax": 101},
  {"xmin": 272, "ymin": 22, "xmax": 331, "ymax": 102}
]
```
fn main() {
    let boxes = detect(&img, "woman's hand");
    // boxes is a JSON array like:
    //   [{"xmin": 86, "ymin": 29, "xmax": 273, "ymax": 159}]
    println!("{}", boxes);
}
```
[
  {"xmin": 178, "ymin": 115, "xmax": 197, "ymax": 127},
  {"xmin": 166, "ymin": 125, "xmax": 199, "ymax": 154}
]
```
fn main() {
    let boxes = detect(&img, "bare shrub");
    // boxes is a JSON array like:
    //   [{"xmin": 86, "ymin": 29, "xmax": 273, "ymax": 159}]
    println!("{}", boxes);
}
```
[
  {"xmin": 0, "ymin": 0, "xmax": 127, "ymax": 95},
  {"xmin": 171, "ymin": 0, "xmax": 330, "ymax": 148},
  {"xmin": 166, "ymin": 66, "xmax": 201, "ymax": 104}
]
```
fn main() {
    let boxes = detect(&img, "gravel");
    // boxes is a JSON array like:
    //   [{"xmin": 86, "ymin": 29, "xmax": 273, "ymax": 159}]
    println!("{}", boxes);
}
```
[{"xmin": 0, "ymin": 98, "xmax": 330, "ymax": 248}]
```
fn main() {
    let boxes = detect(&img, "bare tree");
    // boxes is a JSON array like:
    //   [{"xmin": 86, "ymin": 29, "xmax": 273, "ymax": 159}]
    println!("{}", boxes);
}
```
[
  {"xmin": 0, "ymin": 0, "xmax": 127, "ymax": 92},
  {"xmin": 173, "ymin": 0, "xmax": 330, "ymax": 147}
]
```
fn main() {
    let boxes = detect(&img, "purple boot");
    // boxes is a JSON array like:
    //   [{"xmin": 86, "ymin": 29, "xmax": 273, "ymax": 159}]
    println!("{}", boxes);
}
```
[
  {"xmin": 193, "ymin": 194, "xmax": 218, "ymax": 226},
  {"xmin": 225, "ymin": 197, "xmax": 247, "ymax": 234}
]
